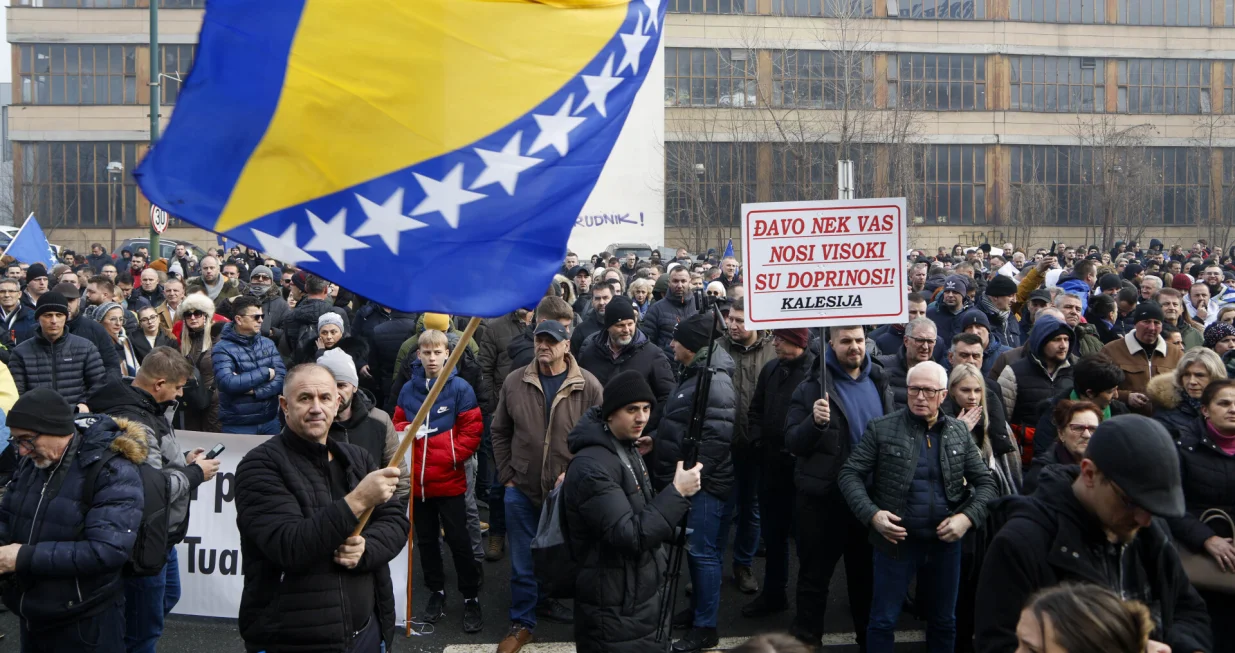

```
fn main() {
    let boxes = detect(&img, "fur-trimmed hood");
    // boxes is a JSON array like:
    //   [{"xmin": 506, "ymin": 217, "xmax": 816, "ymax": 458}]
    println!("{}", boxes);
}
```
[
  {"xmin": 1146, "ymin": 372, "xmax": 1181, "ymax": 411},
  {"xmin": 72, "ymin": 414, "xmax": 150, "ymax": 465}
]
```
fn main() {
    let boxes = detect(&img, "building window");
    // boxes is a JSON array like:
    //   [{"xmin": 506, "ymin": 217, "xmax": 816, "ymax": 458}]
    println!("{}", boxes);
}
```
[
  {"xmin": 1150, "ymin": 147, "xmax": 1209, "ymax": 225},
  {"xmin": 664, "ymin": 142, "xmax": 757, "ymax": 228},
  {"xmin": 1010, "ymin": 56, "xmax": 1105, "ymax": 113},
  {"xmin": 666, "ymin": 0, "xmax": 756, "ymax": 13},
  {"xmin": 898, "ymin": 0, "xmax": 987, "ymax": 18},
  {"xmin": 771, "ymin": 0, "xmax": 874, "ymax": 16},
  {"xmin": 18, "ymin": 45, "xmax": 137, "ymax": 105},
  {"xmin": 914, "ymin": 145, "xmax": 986, "ymax": 224},
  {"xmin": 1117, "ymin": 59, "xmax": 1210, "ymax": 114},
  {"xmin": 665, "ymin": 48, "xmax": 757, "ymax": 108},
  {"xmin": 1009, "ymin": 0, "xmax": 1104, "ymax": 22},
  {"xmin": 160, "ymin": 45, "xmax": 196, "ymax": 105},
  {"xmin": 770, "ymin": 144, "xmax": 876, "ymax": 201},
  {"xmin": 1117, "ymin": 0, "xmax": 1211, "ymax": 25},
  {"xmin": 889, "ymin": 54, "xmax": 986, "ymax": 111},
  {"xmin": 17, "ymin": 142, "xmax": 142, "ymax": 228},
  {"xmin": 1224, "ymin": 62, "xmax": 1234, "ymax": 113},
  {"xmin": 1225, "ymin": 150, "xmax": 1235, "ymax": 221},
  {"xmin": 771, "ymin": 51, "xmax": 873, "ymax": 109},
  {"xmin": 1010, "ymin": 146, "xmax": 1100, "ymax": 224}
]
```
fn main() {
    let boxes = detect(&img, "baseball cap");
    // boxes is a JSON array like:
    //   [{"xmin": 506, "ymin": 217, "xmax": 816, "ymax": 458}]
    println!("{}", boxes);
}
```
[
  {"xmin": 52, "ymin": 282, "xmax": 80, "ymax": 299},
  {"xmin": 1085, "ymin": 415, "xmax": 1185, "ymax": 518},
  {"xmin": 533, "ymin": 320, "xmax": 569, "ymax": 342},
  {"xmin": 1029, "ymin": 289, "xmax": 1052, "ymax": 305}
]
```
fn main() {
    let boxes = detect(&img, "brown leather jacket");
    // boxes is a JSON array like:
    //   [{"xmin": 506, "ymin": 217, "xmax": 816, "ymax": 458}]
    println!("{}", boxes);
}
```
[{"xmin": 492, "ymin": 353, "xmax": 603, "ymax": 506}]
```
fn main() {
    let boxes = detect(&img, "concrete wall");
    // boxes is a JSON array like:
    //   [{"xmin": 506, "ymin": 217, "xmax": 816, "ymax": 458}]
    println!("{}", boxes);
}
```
[{"xmin": 50, "ymin": 225, "xmax": 218, "ymax": 254}]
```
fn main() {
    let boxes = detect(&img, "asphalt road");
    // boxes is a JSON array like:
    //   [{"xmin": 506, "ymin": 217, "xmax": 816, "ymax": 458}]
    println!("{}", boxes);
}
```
[{"xmin": 0, "ymin": 519, "xmax": 927, "ymax": 652}]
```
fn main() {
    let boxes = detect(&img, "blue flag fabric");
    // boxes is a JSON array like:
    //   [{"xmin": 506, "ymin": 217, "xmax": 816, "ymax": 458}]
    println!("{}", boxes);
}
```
[
  {"xmin": 6, "ymin": 216, "xmax": 57, "ymax": 268},
  {"xmin": 135, "ymin": 0, "xmax": 665, "ymax": 317},
  {"xmin": 723, "ymin": 239, "xmax": 734, "ymax": 260}
]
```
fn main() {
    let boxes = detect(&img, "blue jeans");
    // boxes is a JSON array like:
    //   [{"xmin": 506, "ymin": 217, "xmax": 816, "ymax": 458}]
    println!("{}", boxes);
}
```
[
  {"xmin": 221, "ymin": 416, "xmax": 280, "ymax": 435},
  {"xmin": 721, "ymin": 453, "xmax": 760, "ymax": 569},
  {"xmin": 124, "ymin": 549, "xmax": 180, "ymax": 653},
  {"xmin": 504, "ymin": 485, "xmax": 541, "ymax": 629},
  {"xmin": 687, "ymin": 490, "xmax": 728, "ymax": 629},
  {"xmin": 868, "ymin": 538, "xmax": 963, "ymax": 653}
]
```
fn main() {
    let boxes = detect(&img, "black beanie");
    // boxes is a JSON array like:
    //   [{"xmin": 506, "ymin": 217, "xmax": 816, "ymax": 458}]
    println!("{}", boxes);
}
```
[
  {"xmin": 673, "ymin": 312, "xmax": 720, "ymax": 353},
  {"xmin": 1131, "ymin": 301, "xmax": 1165, "ymax": 324},
  {"xmin": 33, "ymin": 291, "xmax": 69, "ymax": 319},
  {"xmin": 604, "ymin": 295, "xmax": 637, "ymax": 329},
  {"xmin": 601, "ymin": 370, "xmax": 656, "ymax": 420},
  {"xmin": 984, "ymin": 274, "xmax": 1017, "ymax": 297},
  {"xmin": 25, "ymin": 263, "xmax": 47, "ymax": 283},
  {"xmin": 7, "ymin": 387, "xmax": 75, "ymax": 435}
]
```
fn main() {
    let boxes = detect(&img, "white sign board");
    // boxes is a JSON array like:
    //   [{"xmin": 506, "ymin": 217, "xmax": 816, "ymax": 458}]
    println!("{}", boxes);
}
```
[
  {"xmin": 150, "ymin": 205, "xmax": 170, "ymax": 234},
  {"xmin": 568, "ymin": 41, "xmax": 664, "ymax": 257},
  {"xmin": 171, "ymin": 430, "xmax": 410, "ymax": 624},
  {"xmin": 741, "ymin": 198, "xmax": 909, "ymax": 330}
]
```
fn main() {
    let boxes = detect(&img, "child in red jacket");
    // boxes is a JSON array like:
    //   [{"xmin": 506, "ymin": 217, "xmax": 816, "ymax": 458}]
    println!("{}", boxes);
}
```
[{"xmin": 394, "ymin": 330, "xmax": 484, "ymax": 632}]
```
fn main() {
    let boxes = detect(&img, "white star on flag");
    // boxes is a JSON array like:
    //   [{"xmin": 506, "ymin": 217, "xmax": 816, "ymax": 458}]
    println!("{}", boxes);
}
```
[
  {"xmin": 251, "ymin": 223, "xmax": 318, "ymax": 266},
  {"xmin": 470, "ymin": 132, "xmax": 542, "ymax": 196},
  {"xmin": 411, "ymin": 163, "xmax": 486, "ymax": 229},
  {"xmin": 617, "ymin": 11, "xmax": 650, "ymax": 75},
  {"xmin": 574, "ymin": 55, "xmax": 624, "ymax": 118},
  {"xmin": 642, "ymin": 0, "xmax": 662, "ymax": 32},
  {"xmin": 528, "ymin": 94, "xmax": 587, "ymax": 158},
  {"xmin": 354, "ymin": 188, "xmax": 427, "ymax": 255},
  {"xmin": 304, "ymin": 207, "xmax": 367, "ymax": 271}
]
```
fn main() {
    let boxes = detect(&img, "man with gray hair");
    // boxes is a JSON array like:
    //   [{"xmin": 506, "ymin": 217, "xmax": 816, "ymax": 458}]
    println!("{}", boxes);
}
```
[
  {"xmin": 838, "ymin": 361, "xmax": 997, "ymax": 652},
  {"xmin": 877, "ymin": 317, "xmax": 938, "ymax": 408}
]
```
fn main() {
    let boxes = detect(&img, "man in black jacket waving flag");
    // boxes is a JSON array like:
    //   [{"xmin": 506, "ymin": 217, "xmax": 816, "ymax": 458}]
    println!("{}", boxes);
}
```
[{"xmin": 235, "ymin": 363, "xmax": 408, "ymax": 653}]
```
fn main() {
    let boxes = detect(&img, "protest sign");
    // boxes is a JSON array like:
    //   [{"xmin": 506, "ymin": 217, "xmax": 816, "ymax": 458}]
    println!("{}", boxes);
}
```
[
  {"xmin": 741, "ymin": 198, "xmax": 909, "ymax": 330},
  {"xmin": 171, "ymin": 430, "xmax": 410, "ymax": 624}
]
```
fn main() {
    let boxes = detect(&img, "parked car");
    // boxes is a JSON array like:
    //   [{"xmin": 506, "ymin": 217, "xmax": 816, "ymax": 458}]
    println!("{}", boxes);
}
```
[{"xmin": 115, "ymin": 237, "xmax": 208, "ymax": 262}]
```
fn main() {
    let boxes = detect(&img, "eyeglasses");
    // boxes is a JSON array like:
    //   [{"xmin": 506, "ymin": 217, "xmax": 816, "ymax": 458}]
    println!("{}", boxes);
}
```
[
  {"xmin": 1066, "ymin": 423, "xmax": 1098, "ymax": 435},
  {"xmin": 252, "ymin": 275, "xmax": 271, "ymax": 282},
  {"xmin": 908, "ymin": 337, "xmax": 935, "ymax": 347},
  {"xmin": 184, "ymin": 310, "xmax": 206, "ymax": 319},
  {"xmin": 7, "ymin": 435, "xmax": 38, "ymax": 451},
  {"xmin": 139, "ymin": 315, "xmax": 160, "ymax": 324},
  {"xmin": 105, "ymin": 317, "xmax": 124, "ymax": 325},
  {"xmin": 907, "ymin": 387, "xmax": 945, "ymax": 398}
]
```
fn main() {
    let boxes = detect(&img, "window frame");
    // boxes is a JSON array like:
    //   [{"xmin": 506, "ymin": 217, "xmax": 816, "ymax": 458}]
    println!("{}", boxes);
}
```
[
  {"xmin": 665, "ymin": 48, "xmax": 758, "ymax": 108},
  {"xmin": 889, "ymin": 53, "xmax": 987, "ymax": 111}
]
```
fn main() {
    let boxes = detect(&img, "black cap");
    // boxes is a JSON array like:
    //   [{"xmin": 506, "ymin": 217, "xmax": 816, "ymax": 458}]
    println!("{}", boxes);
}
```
[
  {"xmin": 985, "ymin": 275, "xmax": 1017, "ymax": 297},
  {"xmin": 1131, "ymin": 301, "xmax": 1165, "ymax": 324},
  {"xmin": 604, "ymin": 295, "xmax": 637, "ymax": 330},
  {"xmin": 1086, "ymin": 415, "xmax": 1185, "ymax": 518},
  {"xmin": 600, "ymin": 370, "xmax": 656, "ymax": 420},
  {"xmin": 25, "ymin": 263, "xmax": 47, "ymax": 284},
  {"xmin": 7, "ymin": 387, "xmax": 75, "ymax": 435},
  {"xmin": 533, "ymin": 320, "xmax": 569, "ymax": 343},
  {"xmin": 1029, "ymin": 289, "xmax": 1052, "ymax": 304},
  {"xmin": 1098, "ymin": 273, "xmax": 1122, "ymax": 292},
  {"xmin": 673, "ymin": 312, "xmax": 721, "ymax": 353},
  {"xmin": 33, "ymin": 291, "xmax": 69, "ymax": 318},
  {"xmin": 568, "ymin": 265, "xmax": 591, "ymax": 279}
]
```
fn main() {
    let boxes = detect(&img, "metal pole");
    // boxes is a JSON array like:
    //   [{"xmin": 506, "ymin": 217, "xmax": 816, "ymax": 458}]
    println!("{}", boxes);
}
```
[
  {"xmin": 148, "ymin": 0, "xmax": 161, "ymax": 257},
  {"xmin": 109, "ymin": 177, "xmax": 116, "ymax": 254}
]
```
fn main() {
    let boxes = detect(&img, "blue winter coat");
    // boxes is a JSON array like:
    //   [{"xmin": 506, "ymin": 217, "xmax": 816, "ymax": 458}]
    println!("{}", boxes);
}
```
[
  {"xmin": 0, "ymin": 415, "xmax": 146, "ymax": 628},
  {"xmin": 212, "ymin": 323, "xmax": 286, "ymax": 426},
  {"xmin": 926, "ymin": 297, "xmax": 971, "ymax": 347}
]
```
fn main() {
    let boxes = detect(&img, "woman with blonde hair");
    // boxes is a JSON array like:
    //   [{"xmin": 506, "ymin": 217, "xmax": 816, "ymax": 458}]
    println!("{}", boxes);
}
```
[
  {"xmin": 1015, "ymin": 583, "xmax": 1152, "ymax": 653},
  {"xmin": 628, "ymin": 278, "xmax": 653, "ymax": 319},
  {"xmin": 175, "ymin": 293, "xmax": 222, "ymax": 432}
]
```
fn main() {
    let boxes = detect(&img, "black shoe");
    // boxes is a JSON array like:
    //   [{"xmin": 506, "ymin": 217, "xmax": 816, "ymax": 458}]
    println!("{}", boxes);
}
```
[
  {"xmin": 672, "ymin": 627, "xmax": 719, "ymax": 653},
  {"xmin": 536, "ymin": 598, "xmax": 573, "ymax": 624},
  {"xmin": 421, "ymin": 590, "xmax": 446, "ymax": 623},
  {"xmin": 741, "ymin": 593, "xmax": 789, "ymax": 618},
  {"xmin": 672, "ymin": 607, "xmax": 693, "ymax": 628},
  {"xmin": 462, "ymin": 598, "xmax": 483, "ymax": 633}
]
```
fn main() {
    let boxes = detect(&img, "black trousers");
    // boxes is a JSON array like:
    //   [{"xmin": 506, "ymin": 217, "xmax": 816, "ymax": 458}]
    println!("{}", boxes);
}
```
[
  {"xmin": 20, "ymin": 599, "xmax": 125, "ymax": 652},
  {"xmin": 412, "ymin": 494, "xmax": 481, "ymax": 597},
  {"xmin": 792, "ymin": 490, "xmax": 873, "ymax": 650},
  {"xmin": 758, "ymin": 451, "xmax": 797, "ymax": 598}
]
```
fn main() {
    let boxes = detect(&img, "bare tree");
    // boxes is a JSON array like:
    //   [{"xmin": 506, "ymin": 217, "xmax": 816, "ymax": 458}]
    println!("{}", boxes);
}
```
[
  {"xmin": 1006, "ymin": 153, "xmax": 1054, "ymax": 250},
  {"xmin": 1189, "ymin": 113, "xmax": 1235, "ymax": 254},
  {"xmin": 1070, "ymin": 116, "xmax": 1159, "ymax": 248}
]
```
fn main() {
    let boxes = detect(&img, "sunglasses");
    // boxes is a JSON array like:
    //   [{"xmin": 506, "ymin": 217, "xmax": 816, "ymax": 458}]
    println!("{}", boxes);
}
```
[
  {"xmin": 243, "ymin": 313, "xmax": 264, "ymax": 321},
  {"xmin": 184, "ymin": 310, "xmax": 207, "ymax": 318}
]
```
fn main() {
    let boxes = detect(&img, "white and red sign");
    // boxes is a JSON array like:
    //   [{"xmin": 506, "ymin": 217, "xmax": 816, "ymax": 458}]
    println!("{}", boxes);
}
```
[
  {"xmin": 742, "ymin": 198, "xmax": 909, "ymax": 330},
  {"xmin": 150, "ymin": 204, "xmax": 170, "ymax": 234}
]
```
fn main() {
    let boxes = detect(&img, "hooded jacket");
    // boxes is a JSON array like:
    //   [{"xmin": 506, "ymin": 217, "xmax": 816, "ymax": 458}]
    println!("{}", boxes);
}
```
[
  {"xmin": 328, "ymin": 387, "xmax": 409, "ymax": 502},
  {"xmin": 212, "ymin": 323, "xmax": 286, "ymax": 426},
  {"xmin": 640, "ymin": 292, "xmax": 699, "ymax": 358},
  {"xmin": 998, "ymin": 315, "xmax": 1075, "ymax": 428},
  {"xmin": 649, "ymin": 347, "xmax": 736, "ymax": 500},
  {"xmin": 976, "ymin": 294, "xmax": 1022, "ymax": 349},
  {"xmin": 492, "ymin": 353, "xmax": 603, "ymax": 506},
  {"xmin": 393, "ymin": 361, "xmax": 482, "ymax": 499},
  {"xmin": 234, "ymin": 430, "xmax": 408, "ymax": 653},
  {"xmin": 1055, "ymin": 274, "xmax": 1092, "ymax": 314},
  {"xmin": 0, "ymin": 415, "xmax": 146, "ymax": 628},
  {"xmin": 562, "ymin": 408, "xmax": 691, "ymax": 653},
  {"xmin": 10, "ymin": 329, "xmax": 108, "ymax": 406},
  {"xmin": 974, "ymin": 465, "xmax": 1211, "ymax": 653},
  {"xmin": 1147, "ymin": 373, "xmax": 1202, "ymax": 441},
  {"xmin": 876, "ymin": 347, "xmax": 918, "ymax": 409}
]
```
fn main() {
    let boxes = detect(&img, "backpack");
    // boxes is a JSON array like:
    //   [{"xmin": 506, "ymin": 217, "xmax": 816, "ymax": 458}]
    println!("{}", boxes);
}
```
[
  {"xmin": 80, "ymin": 450, "xmax": 170, "ymax": 577},
  {"xmin": 531, "ymin": 484, "xmax": 577, "ymax": 599}
]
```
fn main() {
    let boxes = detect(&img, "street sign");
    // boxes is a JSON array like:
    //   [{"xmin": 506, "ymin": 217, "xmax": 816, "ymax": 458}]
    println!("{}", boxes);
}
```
[
  {"xmin": 741, "ymin": 197, "xmax": 909, "ymax": 330},
  {"xmin": 150, "ymin": 204, "xmax": 170, "ymax": 234}
]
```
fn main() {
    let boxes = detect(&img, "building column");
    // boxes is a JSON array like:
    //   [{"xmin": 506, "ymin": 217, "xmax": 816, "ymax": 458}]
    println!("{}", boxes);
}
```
[
  {"xmin": 757, "ymin": 0, "xmax": 772, "ymax": 14},
  {"xmin": 874, "ymin": 53, "xmax": 889, "ymax": 109},
  {"xmin": 757, "ymin": 142, "xmax": 772, "ymax": 203},
  {"xmin": 1104, "ymin": 59, "xmax": 1119, "ymax": 112},
  {"xmin": 1210, "ymin": 61, "xmax": 1225, "ymax": 114},
  {"xmin": 136, "ymin": 46, "xmax": 152, "ymax": 106},
  {"xmin": 986, "ymin": 54, "xmax": 1010, "ymax": 110}
]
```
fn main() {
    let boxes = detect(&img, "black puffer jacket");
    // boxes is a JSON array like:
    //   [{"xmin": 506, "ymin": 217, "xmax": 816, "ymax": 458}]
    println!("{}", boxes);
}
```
[
  {"xmin": 369, "ymin": 311, "xmax": 419, "ymax": 408},
  {"xmin": 563, "ymin": 408, "xmax": 691, "ymax": 653},
  {"xmin": 279, "ymin": 298, "xmax": 349, "ymax": 356},
  {"xmin": 128, "ymin": 329, "xmax": 178, "ymax": 364},
  {"xmin": 576, "ymin": 329, "xmax": 676, "ymax": 411},
  {"xmin": 328, "ymin": 388, "xmax": 409, "ymax": 503},
  {"xmin": 649, "ymin": 347, "xmax": 736, "ymax": 500},
  {"xmin": 975, "ymin": 465, "xmax": 1212, "ymax": 653},
  {"xmin": 784, "ymin": 352, "xmax": 894, "ymax": 498},
  {"xmin": 998, "ymin": 316, "xmax": 1075, "ymax": 427},
  {"xmin": 1167, "ymin": 418, "xmax": 1235, "ymax": 553},
  {"xmin": 68, "ymin": 314, "xmax": 122, "ymax": 381},
  {"xmin": 640, "ymin": 293, "xmax": 698, "ymax": 357},
  {"xmin": 10, "ymin": 330, "xmax": 108, "ymax": 405},
  {"xmin": 478, "ymin": 312, "xmax": 529, "ymax": 414},
  {"xmin": 876, "ymin": 348, "xmax": 913, "ymax": 408},
  {"xmin": 570, "ymin": 310, "xmax": 606, "ymax": 359},
  {"xmin": 748, "ymin": 350, "xmax": 814, "ymax": 453},
  {"xmin": 235, "ymin": 430, "xmax": 409, "ymax": 653}
]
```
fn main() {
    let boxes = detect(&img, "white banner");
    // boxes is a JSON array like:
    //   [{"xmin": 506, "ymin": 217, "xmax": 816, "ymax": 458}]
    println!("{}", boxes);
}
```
[
  {"xmin": 171, "ymin": 430, "xmax": 410, "ymax": 624},
  {"xmin": 741, "ymin": 198, "xmax": 909, "ymax": 330}
]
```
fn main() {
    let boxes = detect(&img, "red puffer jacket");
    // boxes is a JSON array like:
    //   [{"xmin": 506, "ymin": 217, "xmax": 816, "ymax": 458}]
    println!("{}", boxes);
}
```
[{"xmin": 392, "ymin": 373, "xmax": 483, "ymax": 499}]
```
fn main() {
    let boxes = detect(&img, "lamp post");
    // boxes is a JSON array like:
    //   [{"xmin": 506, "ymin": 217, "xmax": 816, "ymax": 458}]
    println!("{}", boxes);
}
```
[
  {"xmin": 149, "ymin": 0, "xmax": 161, "ymax": 257},
  {"xmin": 107, "ymin": 161, "xmax": 124, "ymax": 254}
]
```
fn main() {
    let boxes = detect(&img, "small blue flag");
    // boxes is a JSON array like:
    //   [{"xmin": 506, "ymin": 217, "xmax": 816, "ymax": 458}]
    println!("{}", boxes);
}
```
[
  {"xmin": 6, "ymin": 215, "xmax": 57, "ymax": 268},
  {"xmin": 723, "ymin": 239, "xmax": 734, "ymax": 260}
]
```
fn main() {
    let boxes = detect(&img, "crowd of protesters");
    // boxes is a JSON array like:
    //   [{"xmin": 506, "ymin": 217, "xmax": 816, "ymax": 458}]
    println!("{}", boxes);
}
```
[{"xmin": 0, "ymin": 237, "xmax": 1230, "ymax": 653}]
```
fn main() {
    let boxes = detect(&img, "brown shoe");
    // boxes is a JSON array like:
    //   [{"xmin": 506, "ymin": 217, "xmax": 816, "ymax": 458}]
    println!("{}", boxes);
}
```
[{"xmin": 496, "ymin": 623, "xmax": 533, "ymax": 653}]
